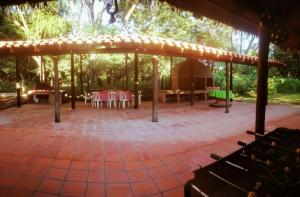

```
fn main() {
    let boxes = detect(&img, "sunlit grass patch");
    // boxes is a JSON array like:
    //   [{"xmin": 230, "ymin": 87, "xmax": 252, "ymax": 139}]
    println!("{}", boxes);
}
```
[{"xmin": 234, "ymin": 93, "xmax": 300, "ymax": 105}]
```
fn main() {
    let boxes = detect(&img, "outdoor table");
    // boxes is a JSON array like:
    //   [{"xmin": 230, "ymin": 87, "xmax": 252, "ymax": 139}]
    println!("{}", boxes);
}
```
[
  {"xmin": 209, "ymin": 90, "xmax": 233, "ymax": 107},
  {"xmin": 209, "ymin": 90, "xmax": 232, "ymax": 100}
]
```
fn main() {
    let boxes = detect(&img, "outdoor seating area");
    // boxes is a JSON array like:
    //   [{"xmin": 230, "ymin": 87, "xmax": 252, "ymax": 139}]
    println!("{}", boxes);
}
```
[
  {"xmin": 87, "ymin": 91, "xmax": 141, "ymax": 109},
  {"xmin": 1, "ymin": 0, "xmax": 300, "ymax": 196}
]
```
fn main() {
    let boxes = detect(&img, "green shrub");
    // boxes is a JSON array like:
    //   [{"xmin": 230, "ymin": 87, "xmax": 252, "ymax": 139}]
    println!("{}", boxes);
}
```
[
  {"xmin": 232, "ymin": 74, "xmax": 256, "ymax": 96},
  {"xmin": 276, "ymin": 78, "xmax": 300, "ymax": 93},
  {"xmin": 0, "ymin": 80, "xmax": 15, "ymax": 92}
]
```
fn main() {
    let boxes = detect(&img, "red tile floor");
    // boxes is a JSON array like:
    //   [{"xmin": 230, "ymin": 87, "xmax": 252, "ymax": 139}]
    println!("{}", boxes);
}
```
[{"xmin": 0, "ymin": 101, "xmax": 299, "ymax": 196}]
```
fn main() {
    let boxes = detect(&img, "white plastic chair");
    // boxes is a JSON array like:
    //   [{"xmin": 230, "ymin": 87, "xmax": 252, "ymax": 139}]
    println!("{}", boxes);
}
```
[
  {"xmin": 92, "ymin": 92, "xmax": 102, "ymax": 108},
  {"xmin": 83, "ymin": 91, "xmax": 92, "ymax": 104},
  {"xmin": 107, "ymin": 91, "xmax": 117, "ymax": 108},
  {"xmin": 132, "ymin": 91, "xmax": 142, "ymax": 107},
  {"xmin": 118, "ymin": 91, "xmax": 129, "ymax": 108}
]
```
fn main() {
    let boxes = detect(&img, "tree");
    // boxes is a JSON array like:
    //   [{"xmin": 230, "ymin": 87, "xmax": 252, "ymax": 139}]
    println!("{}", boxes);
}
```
[{"xmin": 4, "ymin": 2, "xmax": 71, "ymax": 82}]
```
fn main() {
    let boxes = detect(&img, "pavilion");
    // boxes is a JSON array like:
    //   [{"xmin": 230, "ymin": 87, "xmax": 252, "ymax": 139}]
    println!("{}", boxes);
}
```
[
  {"xmin": 0, "ymin": 0, "xmax": 297, "ymax": 133},
  {"xmin": 0, "ymin": 34, "xmax": 283, "ymax": 123}
]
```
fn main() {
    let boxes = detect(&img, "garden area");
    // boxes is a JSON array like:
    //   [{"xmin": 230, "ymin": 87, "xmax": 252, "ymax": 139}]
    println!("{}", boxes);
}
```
[{"xmin": 0, "ymin": 0, "xmax": 299, "ymax": 106}]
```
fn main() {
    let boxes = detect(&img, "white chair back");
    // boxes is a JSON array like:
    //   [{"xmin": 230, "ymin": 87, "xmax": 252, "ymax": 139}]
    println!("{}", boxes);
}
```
[
  {"xmin": 108, "ymin": 92, "xmax": 116, "ymax": 100},
  {"xmin": 92, "ymin": 92, "xmax": 100, "ymax": 101},
  {"xmin": 118, "ymin": 91, "xmax": 127, "ymax": 101}
]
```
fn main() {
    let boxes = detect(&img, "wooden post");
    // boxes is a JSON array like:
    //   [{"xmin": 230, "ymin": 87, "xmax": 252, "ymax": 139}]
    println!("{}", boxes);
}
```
[
  {"xmin": 134, "ymin": 53, "xmax": 139, "ymax": 109},
  {"xmin": 229, "ymin": 61, "xmax": 233, "ymax": 102},
  {"xmin": 53, "ymin": 56, "xmax": 60, "ymax": 123},
  {"xmin": 71, "ymin": 53, "xmax": 75, "ymax": 109},
  {"xmin": 125, "ymin": 53, "xmax": 128, "ymax": 90},
  {"xmin": 152, "ymin": 56, "xmax": 159, "ymax": 122},
  {"xmin": 87, "ymin": 73, "xmax": 90, "ymax": 91},
  {"xmin": 170, "ymin": 56, "xmax": 173, "ymax": 89},
  {"xmin": 255, "ymin": 27, "xmax": 270, "ymax": 135},
  {"xmin": 225, "ymin": 62, "xmax": 230, "ymax": 113},
  {"xmin": 161, "ymin": 76, "xmax": 164, "ymax": 90},
  {"xmin": 79, "ymin": 54, "xmax": 83, "ymax": 95},
  {"xmin": 41, "ymin": 56, "xmax": 45, "ymax": 82},
  {"xmin": 16, "ymin": 57, "xmax": 21, "ymax": 108},
  {"xmin": 40, "ymin": 56, "xmax": 43, "ymax": 82},
  {"xmin": 190, "ymin": 60, "xmax": 194, "ymax": 106}
]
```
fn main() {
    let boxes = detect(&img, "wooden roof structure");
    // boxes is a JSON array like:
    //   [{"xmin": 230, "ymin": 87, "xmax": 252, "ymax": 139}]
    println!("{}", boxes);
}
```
[
  {"xmin": 0, "ymin": 35, "xmax": 283, "ymax": 66},
  {"xmin": 160, "ymin": 0, "xmax": 300, "ymax": 52}
]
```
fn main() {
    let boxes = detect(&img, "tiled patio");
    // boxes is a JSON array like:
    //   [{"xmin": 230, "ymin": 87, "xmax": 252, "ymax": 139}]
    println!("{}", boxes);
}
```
[{"xmin": 0, "ymin": 101, "xmax": 299, "ymax": 197}]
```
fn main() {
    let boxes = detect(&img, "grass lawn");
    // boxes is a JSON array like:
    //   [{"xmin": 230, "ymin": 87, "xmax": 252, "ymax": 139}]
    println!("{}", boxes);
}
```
[{"xmin": 234, "ymin": 93, "xmax": 300, "ymax": 105}]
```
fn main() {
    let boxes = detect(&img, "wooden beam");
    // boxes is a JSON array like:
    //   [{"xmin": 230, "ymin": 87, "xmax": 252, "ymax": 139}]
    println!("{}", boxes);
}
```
[
  {"xmin": 15, "ymin": 56, "xmax": 21, "ymax": 108},
  {"xmin": 125, "ymin": 53, "xmax": 128, "ymax": 90},
  {"xmin": 230, "ymin": 61, "xmax": 233, "ymax": 102},
  {"xmin": 255, "ymin": 27, "xmax": 270, "ymax": 135},
  {"xmin": 134, "ymin": 53, "xmax": 139, "ymax": 109},
  {"xmin": 79, "ymin": 54, "xmax": 83, "ymax": 95},
  {"xmin": 53, "ymin": 56, "xmax": 60, "ymax": 123},
  {"xmin": 225, "ymin": 61, "xmax": 230, "ymax": 113},
  {"xmin": 152, "ymin": 56, "xmax": 159, "ymax": 122},
  {"xmin": 71, "ymin": 53, "xmax": 75, "ymax": 110},
  {"xmin": 190, "ymin": 60, "xmax": 194, "ymax": 106}
]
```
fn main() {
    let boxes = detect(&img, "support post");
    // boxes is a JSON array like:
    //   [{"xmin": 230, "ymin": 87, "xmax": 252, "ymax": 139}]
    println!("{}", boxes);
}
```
[
  {"xmin": 125, "ymin": 53, "xmax": 128, "ymax": 90},
  {"xmin": 79, "ymin": 54, "xmax": 83, "ymax": 95},
  {"xmin": 225, "ymin": 62, "xmax": 230, "ymax": 113},
  {"xmin": 134, "ymin": 53, "xmax": 139, "ymax": 109},
  {"xmin": 40, "ymin": 56, "xmax": 43, "ymax": 82},
  {"xmin": 255, "ymin": 27, "xmax": 270, "ymax": 135},
  {"xmin": 71, "ymin": 53, "xmax": 75, "ymax": 109},
  {"xmin": 87, "ymin": 73, "xmax": 90, "ymax": 92},
  {"xmin": 190, "ymin": 60, "xmax": 194, "ymax": 106},
  {"xmin": 170, "ymin": 56, "xmax": 173, "ymax": 89},
  {"xmin": 152, "ymin": 56, "xmax": 159, "ymax": 122},
  {"xmin": 229, "ymin": 61, "xmax": 233, "ymax": 102},
  {"xmin": 41, "ymin": 56, "xmax": 45, "ymax": 82},
  {"xmin": 16, "ymin": 57, "xmax": 21, "ymax": 108},
  {"xmin": 161, "ymin": 76, "xmax": 164, "ymax": 90},
  {"xmin": 53, "ymin": 56, "xmax": 60, "ymax": 123}
]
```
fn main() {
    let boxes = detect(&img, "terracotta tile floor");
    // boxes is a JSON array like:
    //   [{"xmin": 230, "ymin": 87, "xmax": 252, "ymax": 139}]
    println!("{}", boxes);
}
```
[{"xmin": 0, "ymin": 101, "xmax": 299, "ymax": 197}]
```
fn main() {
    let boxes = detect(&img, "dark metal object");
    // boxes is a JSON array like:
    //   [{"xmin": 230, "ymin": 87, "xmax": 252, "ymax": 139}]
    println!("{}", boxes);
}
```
[{"xmin": 185, "ymin": 127, "xmax": 300, "ymax": 197}]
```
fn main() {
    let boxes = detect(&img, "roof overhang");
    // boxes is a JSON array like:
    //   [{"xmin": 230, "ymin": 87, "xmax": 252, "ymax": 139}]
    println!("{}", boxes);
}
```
[{"xmin": 0, "ymin": 35, "xmax": 284, "ymax": 67}]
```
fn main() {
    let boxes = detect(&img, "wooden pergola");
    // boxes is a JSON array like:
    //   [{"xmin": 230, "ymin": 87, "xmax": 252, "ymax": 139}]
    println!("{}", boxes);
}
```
[
  {"xmin": 0, "ymin": 35, "xmax": 283, "ymax": 123},
  {"xmin": 159, "ymin": 0, "xmax": 300, "ymax": 136}
]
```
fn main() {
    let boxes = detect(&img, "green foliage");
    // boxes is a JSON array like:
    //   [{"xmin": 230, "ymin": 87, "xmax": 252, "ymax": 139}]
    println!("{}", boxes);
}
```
[
  {"xmin": 271, "ymin": 47, "xmax": 300, "ymax": 79},
  {"xmin": 235, "ymin": 93, "xmax": 300, "ymax": 105},
  {"xmin": 0, "ymin": 13, "xmax": 22, "ymax": 39},
  {"xmin": 233, "ymin": 74, "xmax": 256, "ymax": 96},
  {"xmin": 271, "ymin": 78, "xmax": 300, "ymax": 94}
]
